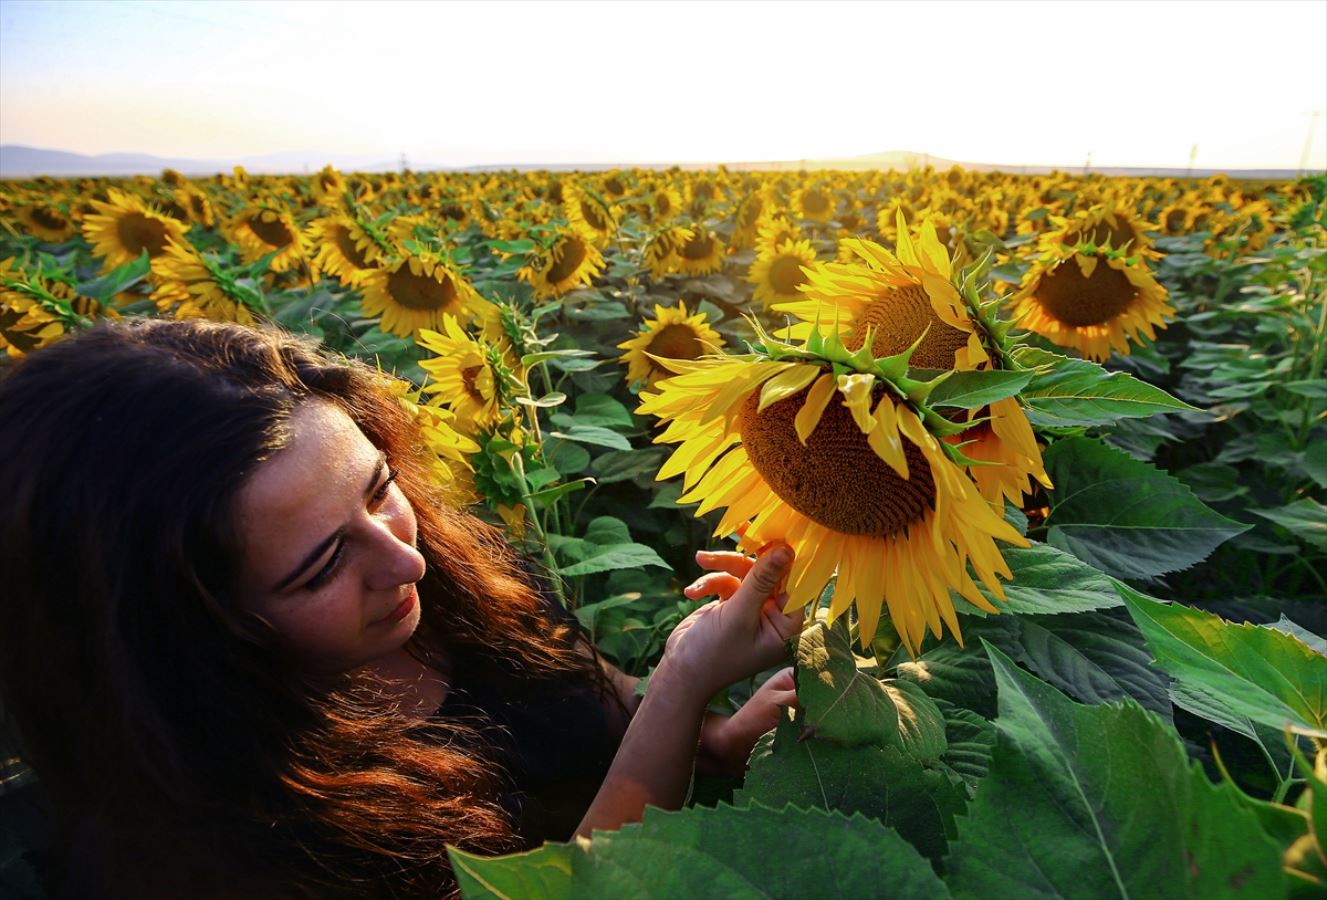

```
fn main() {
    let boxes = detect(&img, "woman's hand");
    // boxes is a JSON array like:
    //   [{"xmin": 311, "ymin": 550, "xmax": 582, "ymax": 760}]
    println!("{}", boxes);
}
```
[
  {"xmin": 700, "ymin": 667, "xmax": 799, "ymax": 776},
  {"xmin": 655, "ymin": 543, "xmax": 803, "ymax": 705}
]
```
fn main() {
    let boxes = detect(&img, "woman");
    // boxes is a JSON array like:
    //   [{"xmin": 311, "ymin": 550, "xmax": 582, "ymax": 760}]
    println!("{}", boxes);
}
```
[{"xmin": 0, "ymin": 317, "xmax": 802, "ymax": 899}]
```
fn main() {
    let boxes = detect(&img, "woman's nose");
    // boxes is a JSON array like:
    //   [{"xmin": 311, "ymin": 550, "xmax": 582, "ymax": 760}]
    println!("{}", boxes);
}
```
[{"xmin": 365, "ymin": 512, "xmax": 427, "ymax": 590}]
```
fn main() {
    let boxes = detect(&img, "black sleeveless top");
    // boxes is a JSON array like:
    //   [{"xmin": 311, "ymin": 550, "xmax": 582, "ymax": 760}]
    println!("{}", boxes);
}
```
[{"xmin": 436, "ymin": 577, "xmax": 619, "ymax": 845}]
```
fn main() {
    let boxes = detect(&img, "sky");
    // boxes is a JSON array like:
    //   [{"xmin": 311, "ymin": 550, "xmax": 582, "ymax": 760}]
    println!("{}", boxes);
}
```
[{"xmin": 1, "ymin": 0, "xmax": 1324, "ymax": 171}]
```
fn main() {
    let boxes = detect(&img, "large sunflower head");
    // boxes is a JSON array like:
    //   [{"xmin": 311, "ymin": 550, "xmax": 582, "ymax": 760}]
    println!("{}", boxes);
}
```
[
  {"xmin": 81, "ymin": 189, "xmax": 188, "ymax": 270},
  {"xmin": 360, "ymin": 252, "xmax": 494, "ymax": 337},
  {"xmin": 227, "ymin": 202, "xmax": 312, "ymax": 274},
  {"xmin": 0, "ymin": 259, "xmax": 72, "ymax": 356},
  {"xmin": 642, "ymin": 225, "xmax": 694, "ymax": 280},
  {"xmin": 616, "ymin": 300, "xmax": 726, "ymax": 388},
  {"xmin": 309, "ymin": 215, "xmax": 382, "ymax": 287},
  {"xmin": 747, "ymin": 238, "xmax": 817, "ymax": 309},
  {"xmin": 674, "ymin": 227, "xmax": 726, "ymax": 276},
  {"xmin": 151, "ymin": 239, "xmax": 259, "ymax": 325},
  {"xmin": 636, "ymin": 321, "xmax": 1029, "ymax": 653},
  {"xmin": 416, "ymin": 313, "xmax": 512, "ymax": 432},
  {"xmin": 1010, "ymin": 247, "xmax": 1174, "ymax": 362},
  {"xmin": 519, "ymin": 229, "xmax": 606, "ymax": 299},
  {"xmin": 14, "ymin": 200, "xmax": 78, "ymax": 243},
  {"xmin": 1040, "ymin": 205, "xmax": 1161, "ymax": 262}
]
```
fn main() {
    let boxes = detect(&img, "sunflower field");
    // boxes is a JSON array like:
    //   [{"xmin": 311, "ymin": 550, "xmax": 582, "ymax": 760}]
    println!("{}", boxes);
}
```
[{"xmin": 2, "ymin": 163, "xmax": 1326, "ymax": 897}]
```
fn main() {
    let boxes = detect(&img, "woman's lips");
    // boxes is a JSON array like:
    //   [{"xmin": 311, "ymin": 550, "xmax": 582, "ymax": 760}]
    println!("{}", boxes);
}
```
[{"xmin": 381, "ymin": 584, "xmax": 418, "ymax": 624}]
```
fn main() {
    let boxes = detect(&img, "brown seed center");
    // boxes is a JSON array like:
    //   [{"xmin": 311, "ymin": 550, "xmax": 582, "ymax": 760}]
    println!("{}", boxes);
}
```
[
  {"xmin": 387, "ymin": 266, "xmax": 459, "ymax": 311},
  {"xmin": 681, "ymin": 234, "xmax": 716, "ymax": 261},
  {"xmin": 738, "ymin": 386, "xmax": 935, "ymax": 538},
  {"xmin": 843, "ymin": 284, "xmax": 969, "ymax": 369},
  {"xmin": 460, "ymin": 364, "xmax": 485, "ymax": 402},
  {"xmin": 332, "ymin": 225, "xmax": 372, "ymax": 270},
  {"xmin": 802, "ymin": 190, "xmax": 830, "ymax": 215},
  {"xmin": 1034, "ymin": 258, "xmax": 1138, "ymax": 327},
  {"xmin": 768, "ymin": 254, "xmax": 809, "ymax": 296},
  {"xmin": 247, "ymin": 213, "xmax": 293, "ymax": 248},
  {"xmin": 546, "ymin": 237, "xmax": 588, "ymax": 284},
  {"xmin": 31, "ymin": 207, "xmax": 68, "ymax": 230},
  {"xmin": 116, "ymin": 211, "xmax": 169, "ymax": 257},
  {"xmin": 647, "ymin": 323, "xmax": 704, "ymax": 363}
]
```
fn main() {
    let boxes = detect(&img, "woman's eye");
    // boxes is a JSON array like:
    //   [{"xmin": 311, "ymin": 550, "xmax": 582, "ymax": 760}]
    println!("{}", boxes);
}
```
[
  {"xmin": 304, "ymin": 542, "xmax": 344, "ymax": 592},
  {"xmin": 371, "ymin": 468, "xmax": 398, "ymax": 506}
]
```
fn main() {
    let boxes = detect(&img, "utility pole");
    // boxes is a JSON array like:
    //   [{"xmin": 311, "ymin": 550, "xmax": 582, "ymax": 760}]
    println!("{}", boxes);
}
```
[
  {"xmin": 1300, "ymin": 111, "xmax": 1324, "ymax": 176},
  {"xmin": 1186, "ymin": 144, "xmax": 1197, "ymax": 178},
  {"xmin": 1083, "ymin": 151, "xmax": 1092, "ymax": 175}
]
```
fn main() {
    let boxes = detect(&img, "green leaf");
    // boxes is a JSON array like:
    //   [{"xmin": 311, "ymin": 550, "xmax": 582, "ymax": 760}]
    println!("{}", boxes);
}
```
[
  {"xmin": 572, "ymin": 392, "xmax": 637, "ymax": 430},
  {"xmin": 894, "ymin": 639, "xmax": 998, "ymax": 719},
  {"xmin": 452, "ymin": 802, "xmax": 949, "ymax": 900},
  {"xmin": 1043, "ymin": 438, "xmax": 1250, "ymax": 580},
  {"xmin": 1015, "ymin": 346, "xmax": 1198, "ymax": 427},
  {"xmin": 547, "ymin": 425, "xmax": 633, "ymax": 451},
  {"xmin": 75, "ymin": 250, "xmax": 151, "ymax": 302},
  {"xmin": 952, "ymin": 540, "xmax": 1123, "ymax": 617},
  {"xmin": 556, "ymin": 544, "xmax": 669, "ymax": 577},
  {"xmin": 1279, "ymin": 378, "xmax": 1327, "ymax": 398},
  {"xmin": 514, "ymin": 391, "xmax": 567, "ymax": 409},
  {"xmin": 735, "ymin": 716, "xmax": 967, "ymax": 864},
  {"xmin": 883, "ymin": 678, "xmax": 949, "ymax": 763},
  {"xmin": 924, "ymin": 369, "xmax": 1033, "ymax": 409},
  {"xmin": 1250, "ymin": 498, "xmax": 1327, "ymax": 550},
  {"xmin": 794, "ymin": 615, "xmax": 898, "ymax": 746},
  {"xmin": 1118, "ymin": 585, "xmax": 1327, "ymax": 739},
  {"xmin": 589, "ymin": 447, "xmax": 667, "ymax": 484},
  {"xmin": 546, "ymin": 441, "xmax": 591, "ymax": 477},
  {"xmin": 936, "ymin": 704, "xmax": 996, "ymax": 790},
  {"xmin": 946, "ymin": 645, "xmax": 1287, "ymax": 900}
]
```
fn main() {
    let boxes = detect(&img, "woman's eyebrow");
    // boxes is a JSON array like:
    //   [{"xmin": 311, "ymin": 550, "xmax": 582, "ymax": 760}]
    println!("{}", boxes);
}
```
[{"xmin": 270, "ymin": 452, "xmax": 389, "ymax": 592}]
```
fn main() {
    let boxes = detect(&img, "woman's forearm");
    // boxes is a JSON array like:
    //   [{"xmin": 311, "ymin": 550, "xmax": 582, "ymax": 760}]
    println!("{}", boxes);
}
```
[{"xmin": 574, "ymin": 661, "xmax": 706, "ymax": 838}]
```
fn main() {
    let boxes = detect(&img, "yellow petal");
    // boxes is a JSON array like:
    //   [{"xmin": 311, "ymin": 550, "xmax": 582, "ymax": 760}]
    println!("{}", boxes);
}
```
[{"xmin": 794, "ymin": 373, "xmax": 837, "ymax": 445}]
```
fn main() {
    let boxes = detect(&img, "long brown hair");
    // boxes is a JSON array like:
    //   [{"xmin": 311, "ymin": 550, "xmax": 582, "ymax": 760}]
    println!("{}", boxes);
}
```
[{"xmin": 0, "ymin": 318, "xmax": 599, "ymax": 898}]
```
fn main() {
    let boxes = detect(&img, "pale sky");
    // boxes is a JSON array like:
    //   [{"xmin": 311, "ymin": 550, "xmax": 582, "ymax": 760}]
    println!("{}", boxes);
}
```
[{"xmin": 1, "ymin": 0, "xmax": 1324, "ymax": 170}]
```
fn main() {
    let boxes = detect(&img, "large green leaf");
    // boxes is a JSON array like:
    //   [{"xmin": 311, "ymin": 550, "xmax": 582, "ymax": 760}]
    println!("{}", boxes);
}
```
[
  {"xmin": 1119, "ymin": 585, "xmax": 1327, "ymax": 739},
  {"xmin": 925, "ymin": 368, "xmax": 1033, "ymax": 409},
  {"xmin": 1015, "ymin": 346, "xmax": 1197, "ymax": 427},
  {"xmin": 951, "ymin": 540, "xmax": 1123, "ymax": 617},
  {"xmin": 794, "ymin": 615, "xmax": 899, "ymax": 746},
  {"xmin": 1043, "ymin": 437, "xmax": 1249, "ymax": 579},
  {"xmin": 1250, "ymin": 498, "xmax": 1327, "ymax": 550},
  {"xmin": 735, "ymin": 714, "xmax": 967, "ymax": 863},
  {"xmin": 450, "ymin": 802, "xmax": 949, "ymax": 900},
  {"xmin": 946, "ymin": 645, "xmax": 1287, "ymax": 899}
]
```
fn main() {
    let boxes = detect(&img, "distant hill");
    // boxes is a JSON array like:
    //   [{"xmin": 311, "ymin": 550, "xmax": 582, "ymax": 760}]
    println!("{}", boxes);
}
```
[{"xmin": 0, "ymin": 144, "xmax": 1308, "ymax": 180}]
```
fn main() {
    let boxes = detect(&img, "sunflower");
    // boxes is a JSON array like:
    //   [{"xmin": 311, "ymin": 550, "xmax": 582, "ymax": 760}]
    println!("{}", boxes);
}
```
[
  {"xmin": 635, "ymin": 336, "xmax": 1028, "ymax": 653},
  {"xmin": 778, "ymin": 215, "xmax": 1051, "ymax": 506},
  {"xmin": 642, "ymin": 225, "xmax": 694, "ymax": 280},
  {"xmin": 81, "ymin": 189, "xmax": 187, "ymax": 270},
  {"xmin": 311, "ymin": 165, "xmax": 347, "ymax": 205},
  {"xmin": 228, "ymin": 203, "xmax": 312, "ymax": 274},
  {"xmin": 731, "ymin": 192, "xmax": 767, "ymax": 248},
  {"xmin": 379, "ymin": 372, "xmax": 481, "ymax": 504},
  {"xmin": 754, "ymin": 215, "xmax": 803, "ymax": 258},
  {"xmin": 360, "ymin": 253, "xmax": 494, "ymax": 337},
  {"xmin": 675, "ymin": 227, "xmax": 726, "ymax": 276},
  {"xmin": 416, "ymin": 314, "xmax": 507, "ymax": 432},
  {"xmin": 14, "ymin": 201, "xmax": 77, "ymax": 243},
  {"xmin": 616, "ymin": 301, "xmax": 725, "ymax": 388},
  {"xmin": 792, "ymin": 184, "xmax": 835, "ymax": 222},
  {"xmin": 0, "ymin": 259, "xmax": 70, "ymax": 356},
  {"xmin": 173, "ymin": 186, "xmax": 215, "ymax": 228},
  {"xmin": 520, "ymin": 229, "xmax": 606, "ymax": 298},
  {"xmin": 309, "ymin": 215, "xmax": 381, "ymax": 287},
  {"xmin": 747, "ymin": 238, "xmax": 817, "ymax": 309},
  {"xmin": 644, "ymin": 185, "xmax": 683, "ymax": 224},
  {"xmin": 152, "ymin": 240, "xmax": 259, "ymax": 325},
  {"xmin": 1040, "ymin": 206, "xmax": 1161, "ymax": 262},
  {"xmin": 564, "ymin": 183, "xmax": 617, "ymax": 247},
  {"xmin": 1010, "ymin": 248, "xmax": 1174, "ymax": 362}
]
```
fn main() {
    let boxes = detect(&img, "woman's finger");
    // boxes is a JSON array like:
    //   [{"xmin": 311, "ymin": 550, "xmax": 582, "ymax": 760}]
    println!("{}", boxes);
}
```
[
  {"xmin": 728, "ymin": 544, "xmax": 794, "ymax": 619},
  {"xmin": 693, "ymin": 549, "xmax": 755, "ymax": 580},
  {"xmin": 683, "ymin": 571, "xmax": 742, "ymax": 601},
  {"xmin": 762, "ymin": 594, "xmax": 805, "ymax": 641}
]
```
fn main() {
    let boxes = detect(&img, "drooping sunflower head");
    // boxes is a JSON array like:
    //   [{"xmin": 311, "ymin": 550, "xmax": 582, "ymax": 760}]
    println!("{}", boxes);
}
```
[
  {"xmin": 642, "ymin": 225, "xmax": 695, "ymax": 280},
  {"xmin": 564, "ymin": 183, "xmax": 617, "ymax": 247},
  {"xmin": 616, "ymin": 301, "xmax": 725, "ymax": 388},
  {"xmin": 15, "ymin": 199, "xmax": 78, "ymax": 243},
  {"xmin": 747, "ymin": 238, "xmax": 817, "ymax": 309},
  {"xmin": 0, "ymin": 259, "xmax": 71, "ymax": 356},
  {"xmin": 361, "ymin": 252, "xmax": 493, "ymax": 337},
  {"xmin": 1010, "ymin": 248, "xmax": 1174, "ymax": 362},
  {"xmin": 151, "ymin": 239, "xmax": 258, "ymax": 325},
  {"xmin": 82, "ymin": 189, "xmax": 188, "ymax": 270},
  {"xmin": 635, "ymin": 324, "xmax": 1029, "ymax": 653},
  {"xmin": 520, "ymin": 228, "xmax": 606, "ymax": 299}
]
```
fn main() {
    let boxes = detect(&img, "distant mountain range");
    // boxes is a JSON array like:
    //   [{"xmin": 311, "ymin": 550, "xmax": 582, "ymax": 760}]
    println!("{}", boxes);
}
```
[{"xmin": 0, "ymin": 144, "xmax": 1308, "ymax": 180}]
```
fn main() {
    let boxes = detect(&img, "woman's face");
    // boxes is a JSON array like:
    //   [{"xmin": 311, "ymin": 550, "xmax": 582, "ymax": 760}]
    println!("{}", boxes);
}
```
[{"xmin": 234, "ymin": 400, "xmax": 427, "ymax": 673}]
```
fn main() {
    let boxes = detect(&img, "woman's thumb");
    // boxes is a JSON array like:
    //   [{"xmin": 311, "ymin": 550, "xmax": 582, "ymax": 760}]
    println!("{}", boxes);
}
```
[{"xmin": 736, "ymin": 544, "xmax": 792, "ymax": 612}]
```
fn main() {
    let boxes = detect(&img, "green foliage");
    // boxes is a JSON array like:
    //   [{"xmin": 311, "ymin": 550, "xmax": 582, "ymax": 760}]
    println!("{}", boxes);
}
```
[
  {"xmin": 945, "ymin": 645, "xmax": 1288, "ymax": 900},
  {"xmin": 1015, "ymin": 346, "xmax": 1198, "ymax": 427},
  {"xmin": 1043, "ymin": 437, "xmax": 1250, "ymax": 580},
  {"xmin": 450, "ymin": 802, "xmax": 949, "ymax": 900}
]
